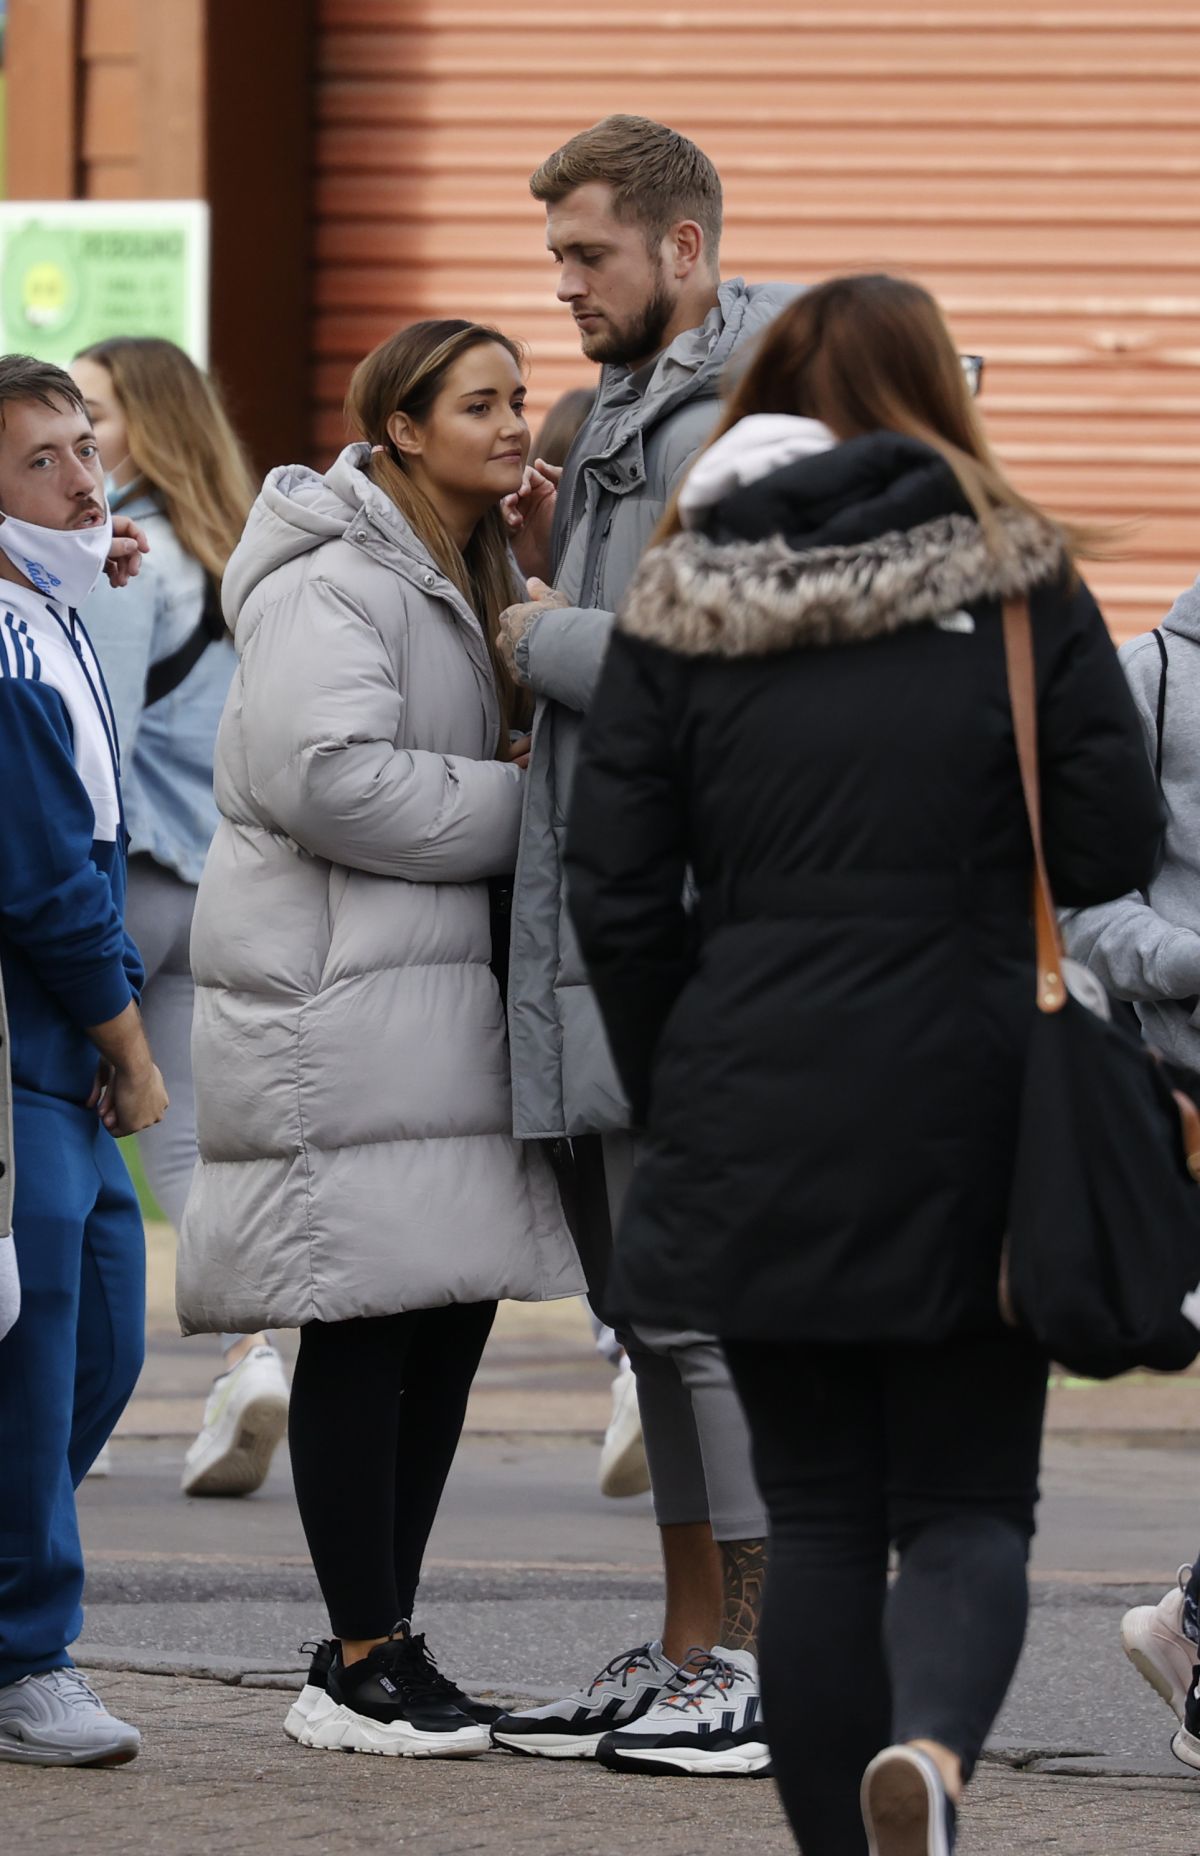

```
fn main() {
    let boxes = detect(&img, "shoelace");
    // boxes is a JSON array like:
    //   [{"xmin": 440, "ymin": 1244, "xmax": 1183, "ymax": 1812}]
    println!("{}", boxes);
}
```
[
  {"xmin": 659, "ymin": 1651, "xmax": 748, "ymax": 1713},
  {"xmin": 585, "ymin": 1643, "xmax": 660, "ymax": 1697},
  {"xmin": 368, "ymin": 1627, "xmax": 456, "ymax": 1704},
  {"xmin": 41, "ymin": 1669, "xmax": 106, "ymax": 1712},
  {"xmin": 397, "ymin": 1630, "xmax": 463, "ymax": 1701}
]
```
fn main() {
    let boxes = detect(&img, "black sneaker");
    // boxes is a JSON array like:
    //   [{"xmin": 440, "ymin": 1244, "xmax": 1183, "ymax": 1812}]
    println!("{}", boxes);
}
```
[
  {"xmin": 394, "ymin": 1624, "xmax": 504, "ymax": 1727},
  {"xmin": 284, "ymin": 1639, "xmax": 337, "ymax": 1743},
  {"xmin": 1172, "ymin": 1662, "xmax": 1200, "ymax": 1771},
  {"xmin": 299, "ymin": 1625, "xmax": 490, "ymax": 1758}
]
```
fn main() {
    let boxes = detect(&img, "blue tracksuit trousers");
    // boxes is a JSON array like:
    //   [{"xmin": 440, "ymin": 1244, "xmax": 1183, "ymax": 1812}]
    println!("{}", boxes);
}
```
[{"xmin": 0, "ymin": 1088, "xmax": 145, "ymax": 1685}]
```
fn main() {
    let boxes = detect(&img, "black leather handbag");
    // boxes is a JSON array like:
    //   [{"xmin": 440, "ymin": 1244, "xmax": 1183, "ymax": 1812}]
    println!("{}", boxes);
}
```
[{"xmin": 1000, "ymin": 596, "xmax": 1200, "ymax": 1379}]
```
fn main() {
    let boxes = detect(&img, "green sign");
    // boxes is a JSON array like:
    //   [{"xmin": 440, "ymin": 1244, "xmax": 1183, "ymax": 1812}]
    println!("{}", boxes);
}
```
[{"xmin": 0, "ymin": 201, "xmax": 208, "ymax": 365}]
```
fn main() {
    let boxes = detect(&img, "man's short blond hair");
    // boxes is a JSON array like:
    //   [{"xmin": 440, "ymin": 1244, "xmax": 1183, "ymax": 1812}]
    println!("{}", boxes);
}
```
[{"xmin": 530, "ymin": 116, "xmax": 722, "ymax": 267}]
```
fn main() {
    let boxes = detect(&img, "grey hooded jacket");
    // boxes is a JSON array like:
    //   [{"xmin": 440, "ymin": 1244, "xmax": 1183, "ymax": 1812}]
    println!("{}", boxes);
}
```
[
  {"xmin": 1063, "ymin": 575, "xmax": 1200, "ymax": 1073},
  {"xmin": 177, "ymin": 445, "xmax": 581, "ymax": 1334},
  {"xmin": 508, "ymin": 279, "xmax": 797, "ymax": 1138}
]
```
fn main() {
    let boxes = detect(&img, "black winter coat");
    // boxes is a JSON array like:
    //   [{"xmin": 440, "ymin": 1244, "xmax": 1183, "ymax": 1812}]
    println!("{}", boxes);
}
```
[{"xmin": 564, "ymin": 434, "xmax": 1163, "ymax": 1343}]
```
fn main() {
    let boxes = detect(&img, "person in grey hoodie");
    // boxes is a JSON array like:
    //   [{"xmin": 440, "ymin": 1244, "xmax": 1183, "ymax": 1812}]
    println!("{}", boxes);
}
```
[
  {"xmin": 490, "ymin": 116, "xmax": 795, "ymax": 1778},
  {"xmin": 1064, "ymin": 573, "xmax": 1200, "ymax": 1775},
  {"xmin": 1063, "ymin": 574, "xmax": 1200, "ymax": 1072}
]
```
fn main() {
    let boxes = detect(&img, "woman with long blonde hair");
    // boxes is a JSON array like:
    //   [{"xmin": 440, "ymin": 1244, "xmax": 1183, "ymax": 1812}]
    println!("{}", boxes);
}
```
[
  {"xmin": 70, "ymin": 338, "xmax": 287, "ymax": 1499},
  {"xmin": 564, "ymin": 274, "xmax": 1161, "ymax": 1853},
  {"xmin": 177, "ymin": 319, "xmax": 579, "ymax": 1757}
]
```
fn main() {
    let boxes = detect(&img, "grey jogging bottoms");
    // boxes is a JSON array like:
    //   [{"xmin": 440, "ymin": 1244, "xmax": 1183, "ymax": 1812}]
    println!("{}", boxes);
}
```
[
  {"xmin": 573, "ymin": 1130, "xmax": 766, "ymax": 1541},
  {"xmin": 123, "ymin": 856, "xmax": 244, "ymax": 1356}
]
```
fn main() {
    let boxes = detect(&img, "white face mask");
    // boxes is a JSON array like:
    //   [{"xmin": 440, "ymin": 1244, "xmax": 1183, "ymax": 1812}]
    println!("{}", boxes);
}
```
[{"xmin": 0, "ymin": 506, "xmax": 114, "ymax": 608}]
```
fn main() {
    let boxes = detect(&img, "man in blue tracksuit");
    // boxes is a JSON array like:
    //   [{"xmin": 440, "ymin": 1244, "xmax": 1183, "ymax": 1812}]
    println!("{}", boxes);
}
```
[{"xmin": 0, "ymin": 355, "xmax": 167, "ymax": 1766}]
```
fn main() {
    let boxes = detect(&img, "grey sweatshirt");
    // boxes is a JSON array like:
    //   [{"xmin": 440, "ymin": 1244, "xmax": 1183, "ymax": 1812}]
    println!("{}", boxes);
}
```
[{"xmin": 1063, "ymin": 575, "xmax": 1200, "ymax": 1072}]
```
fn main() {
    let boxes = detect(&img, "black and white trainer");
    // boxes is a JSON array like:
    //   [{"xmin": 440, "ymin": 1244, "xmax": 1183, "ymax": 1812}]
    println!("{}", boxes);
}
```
[
  {"xmin": 490, "ymin": 1641, "xmax": 676, "ymax": 1759},
  {"xmin": 299, "ymin": 1626, "xmax": 490, "ymax": 1758},
  {"xmin": 284, "ymin": 1639, "xmax": 338, "ymax": 1743},
  {"xmin": 595, "ymin": 1645, "xmax": 770, "ymax": 1777},
  {"xmin": 861, "ymin": 1745, "xmax": 957, "ymax": 1856},
  {"xmin": 1172, "ymin": 1662, "xmax": 1200, "ymax": 1771}
]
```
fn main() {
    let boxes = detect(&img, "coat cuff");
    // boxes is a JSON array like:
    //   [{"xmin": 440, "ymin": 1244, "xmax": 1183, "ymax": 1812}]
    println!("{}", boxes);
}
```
[{"xmin": 55, "ymin": 963, "xmax": 135, "ymax": 1032}]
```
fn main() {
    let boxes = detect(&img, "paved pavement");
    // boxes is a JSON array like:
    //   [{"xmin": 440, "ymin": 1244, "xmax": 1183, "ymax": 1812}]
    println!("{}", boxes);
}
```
[{"xmin": 6, "ymin": 1224, "xmax": 1200, "ymax": 1852}]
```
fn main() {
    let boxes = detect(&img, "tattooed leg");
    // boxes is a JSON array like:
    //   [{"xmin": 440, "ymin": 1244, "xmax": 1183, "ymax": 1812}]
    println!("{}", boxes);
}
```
[{"xmin": 720, "ymin": 1536, "xmax": 767, "ymax": 1653}]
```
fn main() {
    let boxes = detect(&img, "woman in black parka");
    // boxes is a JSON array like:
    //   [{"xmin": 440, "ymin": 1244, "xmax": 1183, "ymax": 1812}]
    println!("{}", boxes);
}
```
[{"xmin": 564, "ymin": 275, "xmax": 1161, "ymax": 1856}]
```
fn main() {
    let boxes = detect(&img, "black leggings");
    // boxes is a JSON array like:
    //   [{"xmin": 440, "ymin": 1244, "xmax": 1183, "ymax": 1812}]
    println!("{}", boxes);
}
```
[
  {"xmin": 724, "ymin": 1328, "xmax": 1048, "ymax": 1856},
  {"xmin": 288, "ymin": 1301, "xmax": 497, "ymax": 1640}
]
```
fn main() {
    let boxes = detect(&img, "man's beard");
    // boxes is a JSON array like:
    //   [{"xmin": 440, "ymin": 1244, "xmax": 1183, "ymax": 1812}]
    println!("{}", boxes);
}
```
[{"xmin": 580, "ymin": 280, "xmax": 675, "ymax": 368}]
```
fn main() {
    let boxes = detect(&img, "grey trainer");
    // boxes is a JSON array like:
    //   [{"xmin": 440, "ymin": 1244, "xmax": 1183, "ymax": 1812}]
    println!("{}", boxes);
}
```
[{"xmin": 0, "ymin": 1668, "xmax": 141, "ymax": 1766}]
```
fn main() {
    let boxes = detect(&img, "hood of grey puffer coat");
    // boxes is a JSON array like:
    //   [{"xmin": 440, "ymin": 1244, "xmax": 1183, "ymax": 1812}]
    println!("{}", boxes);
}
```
[{"xmin": 223, "ymin": 446, "xmax": 459, "ymax": 645}]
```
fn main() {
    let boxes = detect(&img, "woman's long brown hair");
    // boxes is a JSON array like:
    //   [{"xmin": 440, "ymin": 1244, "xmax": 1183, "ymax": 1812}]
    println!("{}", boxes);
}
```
[
  {"xmin": 657, "ymin": 272, "xmax": 1111, "ymax": 562},
  {"xmin": 74, "ymin": 336, "xmax": 257, "ymax": 585},
  {"xmin": 345, "ymin": 319, "xmax": 531, "ymax": 740}
]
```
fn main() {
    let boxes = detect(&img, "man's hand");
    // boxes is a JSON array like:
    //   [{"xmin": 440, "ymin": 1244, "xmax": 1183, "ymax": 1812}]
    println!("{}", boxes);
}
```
[
  {"xmin": 85, "ymin": 999, "xmax": 168, "ymax": 1134},
  {"xmin": 90, "ymin": 1059, "xmax": 169, "ymax": 1137},
  {"xmin": 103, "ymin": 514, "xmax": 151, "ymax": 589},
  {"xmin": 501, "ymin": 459, "xmax": 561, "ymax": 583},
  {"xmin": 498, "ymin": 579, "xmax": 569, "ymax": 681}
]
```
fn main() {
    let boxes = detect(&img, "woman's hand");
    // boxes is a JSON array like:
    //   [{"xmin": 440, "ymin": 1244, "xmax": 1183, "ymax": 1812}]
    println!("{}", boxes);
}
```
[
  {"xmin": 501, "ymin": 733, "xmax": 533, "ymax": 770},
  {"xmin": 501, "ymin": 458, "xmax": 561, "ymax": 583}
]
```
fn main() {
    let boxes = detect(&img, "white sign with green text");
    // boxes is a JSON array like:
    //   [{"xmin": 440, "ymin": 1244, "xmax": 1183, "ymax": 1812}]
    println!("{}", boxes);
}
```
[{"xmin": 0, "ymin": 200, "xmax": 209, "ymax": 366}]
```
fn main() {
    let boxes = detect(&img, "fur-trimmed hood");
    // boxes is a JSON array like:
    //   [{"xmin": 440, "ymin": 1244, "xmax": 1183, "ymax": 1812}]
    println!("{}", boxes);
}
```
[
  {"xmin": 619, "ymin": 431, "xmax": 1068, "ymax": 658},
  {"xmin": 620, "ymin": 506, "xmax": 1067, "ymax": 657}
]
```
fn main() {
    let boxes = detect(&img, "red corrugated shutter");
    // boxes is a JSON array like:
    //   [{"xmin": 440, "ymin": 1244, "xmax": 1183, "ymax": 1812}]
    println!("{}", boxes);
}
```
[{"xmin": 313, "ymin": 1, "xmax": 1200, "ymax": 639}]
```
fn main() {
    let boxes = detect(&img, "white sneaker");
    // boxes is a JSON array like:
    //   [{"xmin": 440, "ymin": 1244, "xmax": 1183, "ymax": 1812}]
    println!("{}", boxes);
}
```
[
  {"xmin": 599, "ymin": 1357, "xmax": 650, "ymax": 1499},
  {"xmin": 490, "ymin": 1641, "xmax": 676, "ymax": 1759},
  {"xmin": 84, "ymin": 1442, "xmax": 112, "ymax": 1479},
  {"xmin": 595, "ymin": 1645, "xmax": 771, "ymax": 1776},
  {"xmin": 861, "ymin": 1745, "xmax": 956, "ymax": 1855},
  {"xmin": 0, "ymin": 1668, "xmax": 140, "ymax": 1767},
  {"xmin": 181, "ymin": 1344, "xmax": 289, "ymax": 1497},
  {"xmin": 1121, "ymin": 1566, "xmax": 1196, "ymax": 1722}
]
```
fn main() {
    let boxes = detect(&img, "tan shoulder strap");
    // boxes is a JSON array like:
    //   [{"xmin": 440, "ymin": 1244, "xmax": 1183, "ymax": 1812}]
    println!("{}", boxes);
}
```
[{"xmin": 1001, "ymin": 596, "xmax": 1067, "ymax": 1016}]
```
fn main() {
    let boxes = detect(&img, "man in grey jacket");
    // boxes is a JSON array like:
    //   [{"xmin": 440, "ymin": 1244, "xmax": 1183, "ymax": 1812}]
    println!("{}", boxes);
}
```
[{"xmin": 491, "ymin": 117, "xmax": 794, "ymax": 1779}]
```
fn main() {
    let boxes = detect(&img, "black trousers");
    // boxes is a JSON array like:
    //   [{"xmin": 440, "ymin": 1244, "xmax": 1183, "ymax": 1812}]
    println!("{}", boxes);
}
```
[
  {"xmin": 724, "ymin": 1328, "xmax": 1048, "ymax": 1856},
  {"xmin": 288, "ymin": 1301, "xmax": 497, "ymax": 1640}
]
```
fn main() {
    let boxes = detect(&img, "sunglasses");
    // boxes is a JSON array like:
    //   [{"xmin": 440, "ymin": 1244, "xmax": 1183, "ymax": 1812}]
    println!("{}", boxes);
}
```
[{"xmin": 960, "ymin": 354, "xmax": 985, "ymax": 398}]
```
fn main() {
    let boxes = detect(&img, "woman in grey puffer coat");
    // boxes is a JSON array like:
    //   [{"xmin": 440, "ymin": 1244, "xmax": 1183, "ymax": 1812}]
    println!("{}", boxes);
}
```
[{"xmin": 179, "ymin": 321, "xmax": 581, "ymax": 1753}]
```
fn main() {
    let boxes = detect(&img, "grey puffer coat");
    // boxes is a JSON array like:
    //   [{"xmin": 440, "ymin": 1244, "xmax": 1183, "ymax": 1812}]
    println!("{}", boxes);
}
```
[
  {"xmin": 177, "ymin": 446, "xmax": 581, "ymax": 1334},
  {"xmin": 508, "ymin": 279, "xmax": 797, "ymax": 1138}
]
